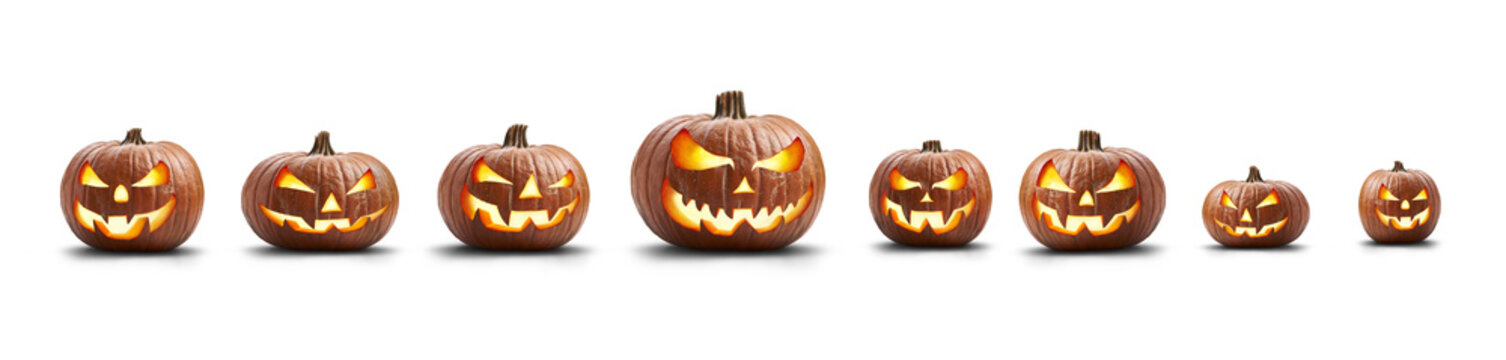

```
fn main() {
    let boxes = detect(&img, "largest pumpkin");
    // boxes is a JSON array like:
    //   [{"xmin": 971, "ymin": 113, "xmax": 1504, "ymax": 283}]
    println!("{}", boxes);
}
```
[
  {"xmin": 1018, "ymin": 130, "xmax": 1166, "ymax": 251},
  {"xmin": 60, "ymin": 128, "xmax": 205, "ymax": 251},
  {"xmin": 630, "ymin": 91, "xmax": 826, "ymax": 250}
]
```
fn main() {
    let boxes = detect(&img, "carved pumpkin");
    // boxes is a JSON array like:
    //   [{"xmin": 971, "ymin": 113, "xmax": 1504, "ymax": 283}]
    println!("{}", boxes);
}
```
[
  {"xmin": 241, "ymin": 131, "xmax": 400, "ymax": 250},
  {"xmin": 868, "ymin": 140, "xmax": 992, "ymax": 247},
  {"xmin": 630, "ymin": 91, "xmax": 826, "ymax": 250},
  {"xmin": 1201, "ymin": 166, "xmax": 1310, "ymax": 247},
  {"xmin": 60, "ymin": 128, "xmax": 205, "ymax": 251},
  {"xmin": 438, "ymin": 124, "xmax": 590, "ymax": 250},
  {"xmin": 1018, "ymin": 130, "xmax": 1165, "ymax": 251},
  {"xmin": 1359, "ymin": 161, "xmax": 1440, "ymax": 243}
]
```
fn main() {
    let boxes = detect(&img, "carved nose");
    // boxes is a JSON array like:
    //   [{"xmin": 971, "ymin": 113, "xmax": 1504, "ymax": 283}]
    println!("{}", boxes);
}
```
[
  {"xmin": 921, "ymin": 192, "xmax": 934, "ymax": 203},
  {"xmin": 1078, "ymin": 192, "xmax": 1095, "ymax": 206},
  {"xmin": 321, "ymin": 194, "xmax": 342, "ymax": 213},
  {"xmin": 1401, "ymin": 200, "xmax": 1411, "ymax": 210},
  {"xmin": 113, "ymin": 185, "xmax": 129, "ymax": 203},
  {"xmin": 733, "ymin": 177, "xmax": 755, "ymax": 194},
  {"xmin": 1240, "ymin": 209, "xmax": 1253, "ymax": 223},
  {"xmin": 519, "ymin": 174, "xmax": 542, "ymax": 199}
]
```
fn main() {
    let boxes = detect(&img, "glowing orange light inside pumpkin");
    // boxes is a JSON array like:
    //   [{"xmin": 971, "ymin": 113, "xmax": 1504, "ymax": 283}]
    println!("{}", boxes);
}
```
[
  {"xmin": 79, "ymin": 163, "xmax": 107, "ymax": 188},
  {"xmin": 933, "ymin": 169, "xmax": 968, "ymax": 191},
  {"xmin": 472, "ymin": 160, "xmax": 511, "ymax": 184},
  {"xmin": 132, "ymin": 162, "xmax": 169, "ymax": 187},
  {"xmin": 1036, "ymin": 161, "xmax": 1075, "ymax": 193},
  {"xmin": 752, "ymin": 138, "xmax": 804, "ymax": 173},
  {"xmin": 890, "ymin": 169, "xmax": 921, "ymax": 190},
  {"xmin": 346, "ymin": 171, "xmax": 375, "ymax": 195},
  {"xmin": 671, "ymin": 129, "xmax": 734, "ymax": 171},
  {"xmin": 275, "ymin": 167, "xmax": 315, "ymax": 193},
  {"xmin": 1097, "ymin": 161, "xmax": 1135, "ymax": 193}
]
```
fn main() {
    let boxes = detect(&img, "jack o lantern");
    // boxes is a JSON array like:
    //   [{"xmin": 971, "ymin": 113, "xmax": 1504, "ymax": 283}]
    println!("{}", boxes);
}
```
[
  {"xmin": 438, "ymin": 124, "xmax": 590, "ymax": 250},
  {"xmin": 1018, "ymin": 130, "xmax": 1165, "ymax": 251},
  {"xmin": 1201, "ymin": 166, "xmax": 1310, "ymax": 247},
  {"xmin": 869, "ymin": 140, "xmax": 992, "ymax": 247},
  {"xmin": 1359, "ymin": 161, "xmax": 1440, "ymax": 244},
  {"xmin": 60, "ymin": 128, "xmax": 205, "ymax": 251},
  {"xmin": 630, "ymin": 90, "xmax": 826, "ymax": 250},
  {"xmin": 241, "ymin": 131, "xmax": 400, "ymax": 250}
]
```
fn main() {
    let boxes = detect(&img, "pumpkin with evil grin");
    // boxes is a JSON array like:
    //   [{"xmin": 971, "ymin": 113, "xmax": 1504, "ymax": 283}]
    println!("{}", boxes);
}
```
[
  {"xmin": 869, "ymin": 140, "xmax": 992, "ymax": 247},
  {"xmin": 1359, "ymin": 161, "xmax": 1440, "ymax": 244},
  {"xmin": 1018, "ymin": 130, "xmax": 1166, "ymax": 251},
  {"xmin": 438, "ymin": 124, "xmax": 590, "ymax": 250},
  {"xmin": 241, "ymin": 131, "xmax": 399, "ymax": 250},
  {"xmin": 60, "ymin": 128, "xmax": 205, "ymax": 251},
  {"xmin": 630, "ymin": 91, "xmax": 826, "ymax": 251},
  {"xmin": 1201, "ymin": 166, "xmax": 1310, "ymax": 247}
]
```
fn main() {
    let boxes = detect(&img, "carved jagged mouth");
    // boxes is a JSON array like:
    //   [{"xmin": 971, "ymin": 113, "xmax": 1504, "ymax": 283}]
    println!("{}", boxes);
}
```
[
  {"xmin": 1376, "ymin": 207, "xmax": 1430, "ymax": 231},
  {"xmin": 260, "ymin": 205, "xmax": 387, "ymax": 234},
  {"xmin": 74, "ymin": 196, "xmax": 176, "ymax": 240},
  {"xmin": 1032, "ymin": 197, "xmax": 1140, "ymax": 236},
  {"xmin": 461, "ymin": 185, "xmax": 578, "ymax": 232},
  {"xmin": 1214, "ymin": 218, "xmax": 1288, "ymax": 238},
  {"xmin": 660, "ymin": 179, "xmax": 814, "ymax": 236},
  {"xmin": 883, "ymin": 196, "xmax": 976, "ymax": 234}
]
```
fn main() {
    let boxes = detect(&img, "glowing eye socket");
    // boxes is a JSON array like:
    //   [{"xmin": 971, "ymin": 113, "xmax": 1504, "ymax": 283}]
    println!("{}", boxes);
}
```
[
  {"xmin": 1412, "ymin": 189, "xmax": 1428, "ymax": 201},
  {"xmin": 1037, "ymin": 161, "xmax": 1075, "ymax": 193},
  {"xmin": 347, "ymin": 170, "xmax": 375, "ymax": 195},
  {"xmin": 1257, "ymin": 190, "xmax": 1279, "ymax": 208},
  {"xmin": 1379, "ymin": 185, "xmax": 1399, "ymax": 201},
  {"xmin": 132, "ymin": 162, "xmax": 170, "ymax": 187},
  {"xmin": 79, "ymin": 163, "xmax": 108, "ymax": 188},
  {"xmin": 275, "ymin": 167, "xmax": 315, "ymax": 193},
  {"xmin": 1221, "ymin": 193, "xmax": 1237, "ymax": 209},
  {"xmin": 472, "ymin": 160, "xmax": 511, "ymax": 185},
  {"xmin": 753, "ymin": 138, "xmax": 805, "ymax": 173},
  {"xmin": 671, "ymin": 129, "xmax": 734, "ymax": 171},
  {"xmin": 1097, "ymin": 162, "xmax": 1136, "ymax": 193},
  {"xmin": 889, "ymin": 169, "xmax": 921, "ymax": 190},
  {"xmin": 933, "ymin": 169, "xmax": 968, "ymax": 191},
  {"xmin": 548, "ymin": 171, "xmax": 575, "ymax": 188}
]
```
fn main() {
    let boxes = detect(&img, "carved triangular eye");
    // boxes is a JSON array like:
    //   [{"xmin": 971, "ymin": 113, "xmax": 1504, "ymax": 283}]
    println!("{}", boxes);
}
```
[
  {"xmin": 132, "ymin": 162, "xmax": 170, "ymax": 187},
  {"xmin": 933, "ymin": 169, "xmax": 968, "ymax": 191},
  {"xmin": 1097, "ymin": 161, "xmax": 1136, "ymax": 193},
  {"xmin": 347, "ymin": 170, "xmax": 375, "ymax": 195},
  {"xmin": 1221, "ymin": 193, "xmax": 1236, "ymax": 209},
  {"xmin": 1378, "ymin": 185, "xmax": 1399, "ymax": 201},
  {"xmin": 472, "ymin": 160, "xmax": 511, "ymax": 185},
  {"xmin": 1257, "ymin": 190, "xmax": 1279, "ymax": 208},
  {"xmin": 548, "ymin": 171, "xmax": 575, "ymax": 189},
  {"xmin": 671, "ymin": 129, "xmax": 734, "ymax": 171},
  {"xmin": 1037, "ymin": 161, "xmax": 1074, "ymax": 193},
  {"xmin": 79, "ymin": 162, "xmax": 108, "ymax": 188},
  {"xmin": 1412, "ymin": 189, "xmax": 1428, "ymax": 201},
  {"xmin": 275, "ymin": 167, "xmax": 315, "ymax": 193},
  {"xmin": 889, "ymin": 168, "xmax": 920, "ymax": 190},
  {"xmin": 753, "ymin": 138, "xmax": 804, "ymax": 173}
]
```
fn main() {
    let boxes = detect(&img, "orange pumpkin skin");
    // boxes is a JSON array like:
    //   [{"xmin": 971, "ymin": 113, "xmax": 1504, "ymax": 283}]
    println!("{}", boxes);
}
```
[
  {"xmin": 630, "ymin": 91, "xmax": 826, "ymax": 251},
  {"xmin": 60, "ymin": 129, "xmax": 205, "ymax": 252},
  {"xmin": 1359, "ymin": 161, "xmax": 1440, "ymax": 244},
  {"xmin": 241, "ymin": 132, "xmax": 399, "ymax": 251},
  {"xmin": 869, "ymin": 140, "xmax": 992, "ymax": 247},
  {"xmin": 438, "ymin": 124, "xmax": 590, "ymax": 250},
  {"xmin": 1201, "ymin": 167, "xmax": 1310, "ymax": 248},
  {"xmin": 1017, "ymin": 130, "xmax": 1166, "ymax": 251}
]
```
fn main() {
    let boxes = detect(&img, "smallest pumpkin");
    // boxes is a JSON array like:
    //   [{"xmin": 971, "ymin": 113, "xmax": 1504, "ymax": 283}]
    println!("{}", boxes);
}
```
[
  {"xmin": 869, "ymin": 140, "xmax": 992, "ymax": 246},
  {"xmin": 1359, "ymin": 161, "xmax": 1440, "ymax": 244},
  {"xmin": 437, "ymin": 124, "xmax": 591, "ymax": 250},
  {"xmin": 1201, "ymin": 166, "xmax": 1310, "ymax": 247}
]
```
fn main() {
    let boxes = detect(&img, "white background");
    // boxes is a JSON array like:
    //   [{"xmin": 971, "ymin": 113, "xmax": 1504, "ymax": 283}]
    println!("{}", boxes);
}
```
[{"xmin": 2, "ymin": 1, "xmax": 1502, "ymax": 358}]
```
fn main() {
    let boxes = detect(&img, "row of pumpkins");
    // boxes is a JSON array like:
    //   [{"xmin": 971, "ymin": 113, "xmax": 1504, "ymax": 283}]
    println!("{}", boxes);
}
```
[{"xmin": 61, "ymin": 91, "xmax": 1439, "ymax": 252}]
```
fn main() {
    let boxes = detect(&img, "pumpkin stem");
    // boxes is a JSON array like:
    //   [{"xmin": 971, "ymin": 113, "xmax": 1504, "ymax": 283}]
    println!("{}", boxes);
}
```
[
  {"xmin": 1392, "ymin": 161, "xmax": 1406, "ymax": 172},
  {"xmin": 1245, "ymin": 166, "xmax": 1264, "ymax": 183},
  {"xmin": 713, "ymin": 90, "xmax": 748, "ymax": 120},
  {"xmin": 121, "ymin": 128, "xmax": 147, "ymax": 145},
  {"xmin": 921, "ymin": 140, "xmax": 943, "ymax": 152},
  {"xmin": 308, "ymin": 131, "xmax": 336, "ymax": 156},
  {"xmin": 1076, "ymin": 130, "xmax": 1103, "ymax": 152},
  {"xmin": 503, "ymin": 124, "xmax": 529, "ymax": 148}
]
